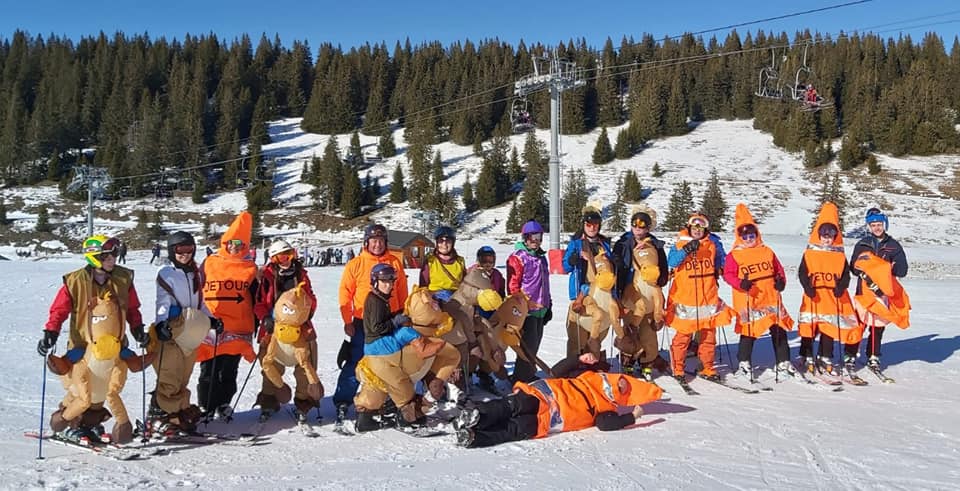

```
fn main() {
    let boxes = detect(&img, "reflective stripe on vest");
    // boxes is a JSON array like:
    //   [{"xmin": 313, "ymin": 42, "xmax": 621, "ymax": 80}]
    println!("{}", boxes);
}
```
[
  {"xmin": 672, "ymin": 301, "xmax": 729, "ymax": 320},
  {"xmin": 528, "ymin": 379, "xmax": 564, "ymax": 433}
]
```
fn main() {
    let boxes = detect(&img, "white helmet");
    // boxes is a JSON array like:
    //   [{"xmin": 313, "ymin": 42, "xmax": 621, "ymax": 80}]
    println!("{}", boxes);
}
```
[{"xmin": 267, "ymin": 239, "xmax": 295, "ymax": 258}]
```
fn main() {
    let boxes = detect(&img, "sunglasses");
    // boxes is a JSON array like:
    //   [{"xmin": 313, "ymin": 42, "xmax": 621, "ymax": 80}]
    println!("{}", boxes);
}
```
[
  {"xmin": 819, "ymin": 232, "xmax": 837, "ymax": 239},
  {"xmin": 437, "ymin": 237, "xmax": 454, "ymax": 244},
  {"xmin": 226, "ymin": 239, "xmax": 243, "ymax": 248},
  {"xmin": 174, "ymin": 244, "xmax": 196, "ymax": 254},
  {"xmin": 740, "ymin": 232, "xmax": 757, "ymax": 241}
]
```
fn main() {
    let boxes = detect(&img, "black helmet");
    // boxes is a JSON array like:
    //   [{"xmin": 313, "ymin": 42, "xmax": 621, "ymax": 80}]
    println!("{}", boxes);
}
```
[
  {"xmin": 363, "ymin": 224, "xmax": 388, "ymax": 246},
  {"xmin": 370, "ymin": 263, "xmax": 398, "ymax": 288},
  {"xmin": 434, "ymin": 225, "xmax": 456, "ymax": 242},
  {"xmin": 167, "ymin": 231, "xmax": 196, "ymax": 261}
]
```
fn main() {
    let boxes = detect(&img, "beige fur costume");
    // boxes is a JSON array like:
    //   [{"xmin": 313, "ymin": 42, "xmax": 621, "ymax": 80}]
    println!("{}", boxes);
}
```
[{"xmin": 566, "ymin": 248, "xmax": 622, "ymax": 358}]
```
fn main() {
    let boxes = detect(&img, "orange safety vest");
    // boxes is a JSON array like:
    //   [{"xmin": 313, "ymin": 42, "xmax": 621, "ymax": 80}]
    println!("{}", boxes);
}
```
[
  {"xmin": 515, "ymin": 371, "xmax": 662, "ymax": 438},
  {"xmin": 665, "ymin": 233, "xmax": 734, "ymax": 334},
  {"xmin": 797, "ymin": 203, "xmax": 860, "ymax": 344},
  {"xmin": 728, "ymin": 204, "xmax": 792, "ymax": 337},
  {"xmin": 852, "ymin": 251, "xmax": 911, "ymax": 329},
  {"xmin": 197, "ymin": 212, "xmax": 258, "ymax": 363}
]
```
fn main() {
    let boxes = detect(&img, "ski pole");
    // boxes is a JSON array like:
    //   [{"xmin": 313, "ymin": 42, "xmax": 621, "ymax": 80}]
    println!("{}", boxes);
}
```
[
  {"xmin": 233, "ymin": 357, "xmax": 259, "ymax": 415},
  {"xmin": 140, "ymin": 345, "xmax": 147, "ymax": 443},
  {"xmin": 37, "ymin": 353, "xmax": 49, "ymax": 460},
  {"xmin": 202, "ymin": 332, "xmax": 221, "ymax": 423}
]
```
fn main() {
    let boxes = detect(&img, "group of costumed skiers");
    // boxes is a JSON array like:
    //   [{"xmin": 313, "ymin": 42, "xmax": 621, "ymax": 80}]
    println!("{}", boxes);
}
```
[{"xmin": 35, "ymin": 200, "xmax": 909, "ymax": 449}]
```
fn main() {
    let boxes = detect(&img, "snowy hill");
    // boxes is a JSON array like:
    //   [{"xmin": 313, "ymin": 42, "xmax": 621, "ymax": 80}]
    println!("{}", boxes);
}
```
[{"xmin": 2, "ymin": 117, "xmax": 959, "ymax": 251}]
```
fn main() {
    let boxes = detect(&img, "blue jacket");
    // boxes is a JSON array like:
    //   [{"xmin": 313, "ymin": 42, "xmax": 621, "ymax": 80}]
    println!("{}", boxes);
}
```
[{"xmin": 562, "ymin": 234, "xmax": 613, "ymax": 300}]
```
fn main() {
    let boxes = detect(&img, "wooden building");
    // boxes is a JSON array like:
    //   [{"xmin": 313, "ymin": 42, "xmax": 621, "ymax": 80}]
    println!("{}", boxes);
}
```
[{"xmin": 387, "ymin": 230, "xmax": 434, "ymax": 269}]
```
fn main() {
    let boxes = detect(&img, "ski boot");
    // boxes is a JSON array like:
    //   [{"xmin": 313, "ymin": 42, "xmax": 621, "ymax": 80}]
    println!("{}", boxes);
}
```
[
  {"xmin": 802, "ymin": 356, "xmax": 816, "ymax": 375},
  {"xmin": 258, "ymin": 407, "xmax": 275, "ymax": 423},
  {"xmin": 732, "ymin": 361, "xmax": 752, "ymax": 379},
  {"xmin": 455, "ymin": 427, "xmax": 475, "ymax": 447},
  {"xmin": 640, "ymin": 367, "xmax": 654, "ymax": 382},
  {"xmin": 334, "ymin": 403, "xmax": 349, "ymax": 425},
  {"xmin": 776, "ymin": 360, "xmax": 798, "ymax": 376},
  {"xmin": 867, "ymin": 355, "xmax": 881, "ymax": 370},
  {"xmin": 215, "ymin": 404, "xmax": 234, "ymax": 422},
  {"xmin": 843, "ymin": 354, "xmax": 858, "ymax": 373},
  {"xmin": 453, "ymin": 405, "xmax": 480, "ymax": 431},
  {"xmin": 699, "ymin": 371, "xmax": 721, "ymax": 383},
  {"xmin": 817, "ymin": 356, "xmax": 837, "ymax": 376}
]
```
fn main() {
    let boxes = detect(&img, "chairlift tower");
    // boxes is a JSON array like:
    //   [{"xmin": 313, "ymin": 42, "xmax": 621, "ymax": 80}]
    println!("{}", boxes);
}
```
[
  {"xmin": 514, "ymin": 52, "xmax": 585, "ymax": 250},
  {"xmin": 66, "ymin": 165, "xmax": 112, "ymax": 237}
]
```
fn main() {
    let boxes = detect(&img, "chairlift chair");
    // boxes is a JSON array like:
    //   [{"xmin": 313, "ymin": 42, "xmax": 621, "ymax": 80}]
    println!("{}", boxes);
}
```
[
  {"xmin": 177, "ymin": 177, "xmax": 195, "ymax": 192},
  {"xmin": 119, "ymin": 186, "xmax": 134, "ymax": 199},
  {"xmin": 787, "ymin": 44, "xmax": 834, "ymax": 112},
  {"xmin": 755, "ymin": 49, "xmax": 783, "ymax": 100},
  {"xmin": 155, "ymin": 183, "xmax": 173, "ymax": 200},
  {"xmin": 254, "ymin": 163, "xmax": 274, "ymax": 182},
  {"xmin": 235, "ymin": 169, "xmax": 252, "ymax": 190},
  {"xmin": 510, "ymin": 97, "xmax": 534, "ymax": 133}
]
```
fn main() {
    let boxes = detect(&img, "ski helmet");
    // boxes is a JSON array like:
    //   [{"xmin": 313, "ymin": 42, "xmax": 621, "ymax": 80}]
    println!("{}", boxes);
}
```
[
  {"xmin": 370, "ymin": 263, "xmax": 398, "ymax": 288},
  {"xmin": 267, "ymin": 239, "xmax": 295, "ymax": 260},
  {"xmin": 476, "ymin": 245, "xmax": 496, "ymax": 260},
  {"xmin": 167, "ymin": 231, "xmax": 196, "ymax": 261},
  {"xmin": 434, "ymin": 225, "xmax": 456, "ymax": 242},
  {"xmin": 582, "ymin": 210, "xmax": 602, "ymax": 225},
  {"xmin": 83, "ymin": 235, "xmax": 119, "ymax": 268},
  {"xmin": 363, "ymin": 224, "xmax": 388, "ymax": 246},
  {"xmin": 865, "ymin": 207, "xmax": 888, "ymax": 230},
  {"xmin": 520, "ymin": 220, "xmax": 544, "ymax": 237}
]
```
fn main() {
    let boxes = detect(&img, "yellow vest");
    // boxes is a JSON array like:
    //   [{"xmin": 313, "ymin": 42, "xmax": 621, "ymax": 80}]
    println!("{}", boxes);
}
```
[
  {"xmin": 63, "ymin": 266, "xmax": 134, "ymax": 349},
  {"xmin": 425, "ymin": 254, "xmax": 465, "ymax": 292}
]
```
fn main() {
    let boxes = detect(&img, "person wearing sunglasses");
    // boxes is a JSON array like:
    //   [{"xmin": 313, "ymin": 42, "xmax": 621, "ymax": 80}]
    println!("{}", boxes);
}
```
[
  {"xmin": 334, "ymin": 223, "xmax": 409, "ymax": 427},
  {"xmin": 196, "ymin": 211, "xmax": 259, "ymax": 421},
  {"xmin": 252, "ymin": 239, "xmax": 319, "ymax": 422},
  {"xmin": 665, "ymin": 212, "xmax": 734, "ymax": 383},
  {"xmin": 848, "ymin": 206, "xmax": 909, "ymax": 373},
  {"xmin": 797, "ymin": 202, "xmax": 857, "ymax": 378},
  {"xmin": 38, "ymin": 234, "xmax": 146, "ymax": 444},
  {"xmin": 722, "ymin": 204, "xmax": 796, "ymax": 383},
  {"xmin": 561, "ymin": 204, "xmax": 615, "ymax": 358},
  {"xmin": 145, "ymin": 231, "xmax": 220, "ymax": 435},
  {"xmin": 611, "ymin": 208, "xmax": 671, "ymax": 381},
  {"xmin": 506, "ymin": 220, "xmax": 552, "ymax": 383}
]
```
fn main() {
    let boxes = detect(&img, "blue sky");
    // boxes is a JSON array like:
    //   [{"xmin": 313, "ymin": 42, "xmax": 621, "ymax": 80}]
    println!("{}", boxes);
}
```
[{"xmin": 2, "ymin": 0, "xmax": 958, "ymax": 50}]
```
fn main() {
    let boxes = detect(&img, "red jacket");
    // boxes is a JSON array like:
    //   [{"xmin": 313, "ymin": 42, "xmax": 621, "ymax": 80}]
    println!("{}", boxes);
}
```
[
  {"xmin": 255, "ymin": 262, "xmax": 317, "ymax": 342},
  {"xmin": 45, "ymin": 283, "xmax": 143, "ymax": 332}
]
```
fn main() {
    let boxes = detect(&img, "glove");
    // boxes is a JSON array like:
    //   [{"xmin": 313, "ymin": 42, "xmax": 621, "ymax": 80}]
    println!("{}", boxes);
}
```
[
  {"xmin": 37, "ymin": 330, "xmax": 58, "ymax": 357},
  {"xmin": 337, "ymin": 339, "xmax": 352, "ymax": 369},
  {"xmin": 739, "ymin": 278, "xmax": 754, "ymax": 291},
  {"xmin": 209, "ymin": 317, "xmax": 224, "ymax": 334},
  {"xmin": 155, "ymin": 320, "xmax": 173, "ymax": 342},
  {"xmin": 131, "ymin": 324, "xmax": 150, "ymax": 348},
  {"xmin": 391, "ymin": 313, "xmax": 412, "ymax": 328},
  {"xmin": 544, "ymin": 306, "xmax": 553, "ymax": 323},
  {"xmin": 802, "ymin": 285, "xmax": 816, "ymax": 299},
  {"xmin": 774, "ymin": 276, "xmax": 786, "ymax": 292},
  {"xmin": 261, "ymin": 317, "xmax": 275, "ymax": 335},
  {"xmin": 861, "ymin": 274, "xmax": 885, "ymax": 296},
  {"xmin": 833, "ymin": 283, "xmax": 846, "ymax": 298},
  {"xmin": 682, "ymin": 240, "xmax": 700, "ymax": 254}
]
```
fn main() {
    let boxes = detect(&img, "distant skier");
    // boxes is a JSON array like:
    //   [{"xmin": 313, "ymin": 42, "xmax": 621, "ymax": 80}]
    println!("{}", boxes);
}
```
[{"xmin": 150, "ymin": 243, "xmax": 162, "ymax": 265}]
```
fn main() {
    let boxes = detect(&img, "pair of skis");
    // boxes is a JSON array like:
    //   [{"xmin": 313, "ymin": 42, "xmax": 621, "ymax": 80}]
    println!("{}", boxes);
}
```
[{"xmin": 25, "ymin": 431, "xmax": 168, "ymax": 461}]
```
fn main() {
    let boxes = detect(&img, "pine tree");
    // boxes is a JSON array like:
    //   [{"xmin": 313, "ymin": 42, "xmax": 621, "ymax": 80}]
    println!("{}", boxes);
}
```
[
  {"xmin": 700, "ymin": 168, "xmax": 727, "ymax": 231},
  {"xmin": 378, "ymin": 129, "xmax": 397, "ymax": 158},
  {"xmin": 474, "ymin": 136, "xmax": 511, "ymax": 208},
  {"xmin": 425, "ymin": 151, "xmax": 444, "ymax": 212},
  {"xmin": 623, "ymin": 169, "xmax": 643, "ymax": 201},
  {"xmin": 561, "ymin": 169, "xmax": 588, "ymax": 233},
  {"xmin": 518, "ymin": 132, "xmax": 548, "ymax": 226},
  {"xmin": 614, "ymin": 128, "xmax": 634, "ymax": 159},
  {"xmin": 316, "ymin": 137, "xmax": 345, "ymax": 212},
  {"xmin": 814, "ymin": 173, "xmax": 847, "ymax": 230},
  {"xmin": 663, "ymin": 181, "xmax": 695, "ymax": 231},
  {"xmin": 651, "ymin": 162, "xmax": 665, "ymax": 177},
  {"xmin": 202, "ymin": 215, "xmax": 212, "ymax": 241},
  {"xmin": 340, "ymin": 166, "xmax": 362, "ymax": 218},
  {"xmin": 151, "ymin": 209, "xmax": 164, "ymax": 239},
  {"xmin": 608, "ymin": 175, "xmax": 627, "ymax": 232},
  {"xmin": 592, "ymin": 127, "xmax": 614, "ymax": 165},
  {"xmin": 192, "ymin": 175, "xmax": 207, "ymax": 204},
  {"xmin": 135, "ymin": 209, "xmax": 150, "ymax": 235},
  {"xmin": 506, "ymin": 198, "xmax": 521, "ymax": 233},
  {"xmin": 390, "ymin": 162, "xmax": 406, "ymax": 203},
  {"xmin": 462, "ymin": 174, "xmax": 478, "ymax": 213},
  {"xmin": 508, "ymin": 146, "xmax": 524, "ymax": 185},
  {"xmin": 406, "ymin": 134, "xmax": 432, "ymax": 209},
  {"xmin": 866, "ymin": 154, "xmax": 881, "ymax": 175},
  {"xmin": 35, "ymin": 205, "xmax": 52, "ymax": 233}
]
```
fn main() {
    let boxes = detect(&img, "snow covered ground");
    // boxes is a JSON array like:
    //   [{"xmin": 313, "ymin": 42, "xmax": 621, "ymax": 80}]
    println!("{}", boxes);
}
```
[{"xmin": 1, "ymin": 234, "xmax": 959, "ymax": 489}]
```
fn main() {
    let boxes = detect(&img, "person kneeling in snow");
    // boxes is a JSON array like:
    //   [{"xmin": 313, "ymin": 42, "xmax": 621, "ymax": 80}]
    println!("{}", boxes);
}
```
[{"xmin": 453, "ymin": 371, "xmax": 662, "ymax": 448}]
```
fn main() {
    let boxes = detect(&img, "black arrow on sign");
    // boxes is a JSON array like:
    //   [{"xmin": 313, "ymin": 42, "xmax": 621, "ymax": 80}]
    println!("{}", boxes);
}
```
[{"xmin": 205, "ymin": 294, "xmax": 244, "ymax": 303}]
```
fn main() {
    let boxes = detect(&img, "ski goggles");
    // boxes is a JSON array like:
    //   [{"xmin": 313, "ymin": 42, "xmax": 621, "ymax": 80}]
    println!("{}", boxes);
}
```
[
  {"xmin": 91, "ymin": 239, "xmax": 120, "ymax": 258},
  {"xmin": 272, "ymin": 250, "xmax": 296, "ymax": 262},
  {"xmin": 740, "ymin": 231, "xmax": 757, "ymax": 241},
  {"xmin": 631, "ymin": 217, "xmax": 649, "ymax": 229},
  {"xmin": 688, "ymin": 217, "xmax": 708, "ymax": 229},
  {"xmin": 173, "ymin": 244, "xmax": 196, "ymax": 255},
  {"xmin": 524, "ymin": 233, "xmax": 543, "ymax": 242}
]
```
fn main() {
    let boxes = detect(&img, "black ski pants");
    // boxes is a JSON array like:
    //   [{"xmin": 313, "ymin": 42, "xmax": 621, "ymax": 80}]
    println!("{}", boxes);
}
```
[
  {"xmin": 511, "ymin": 315, "xmax": 545, "ymax": 383},
  {"xmin": 737, "ymin": 325, "xmax": 789, "ymax": 364},
  {"xmin": 197, "ymin": 354, "xmax": 241, "ymax": 411},
  {"xmin": 470, "ymin": 392, "xmax": 541, "ymax": 448}
]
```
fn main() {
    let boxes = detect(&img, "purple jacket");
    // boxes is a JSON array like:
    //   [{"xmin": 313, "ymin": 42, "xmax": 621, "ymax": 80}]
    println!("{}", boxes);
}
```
[{"xmin": 507, "ymin": 243, "xmax": 551, "ymax": 314}]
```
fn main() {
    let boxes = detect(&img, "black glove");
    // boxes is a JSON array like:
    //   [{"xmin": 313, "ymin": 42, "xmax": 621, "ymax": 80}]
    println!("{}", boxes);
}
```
[
  {"xmin": 131, "ymin": 324, "xmax": 150, "ymax": 348},
  {"xmin": 739, "ymin": 278, "xmax": 754, "ymax": 291},
  {"xmin": 544, "ymin": 306, "xmax": 553, "ymax": 323},
  {"xmin": 803, "ymin": 286, "xmax": 816, "ymax": 299},
  {"xmin": 682, "ymin": 240, "xmax": 700, "ymax": 254},
  {"xmin": 155, "ymin": 320, "xmax": 173, "ymax": 342},
  {"xmin": 833, "ymin": 283, "xmax": 846, "ymax": 298},
  {"xmin": 261, "ymin": 317, "xmax": 275, "ymax": 335},
  {"xmin": 37, "ymin": 330, "xmax": 58, "ymax": 357},
  {"xmin": 774, "ymin": 276, "xmax": 786, "ymax": 292},
  {"xmin": 391, "ymin": 313, "xmax": 411, "ymax": 328},
  {"xmin": 209, "ymin": 317, "xmax": 224, "ymax": 334},
  {"xmin": 337, "ymin": 340, "xmax": 352, "ymax": 369}
]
